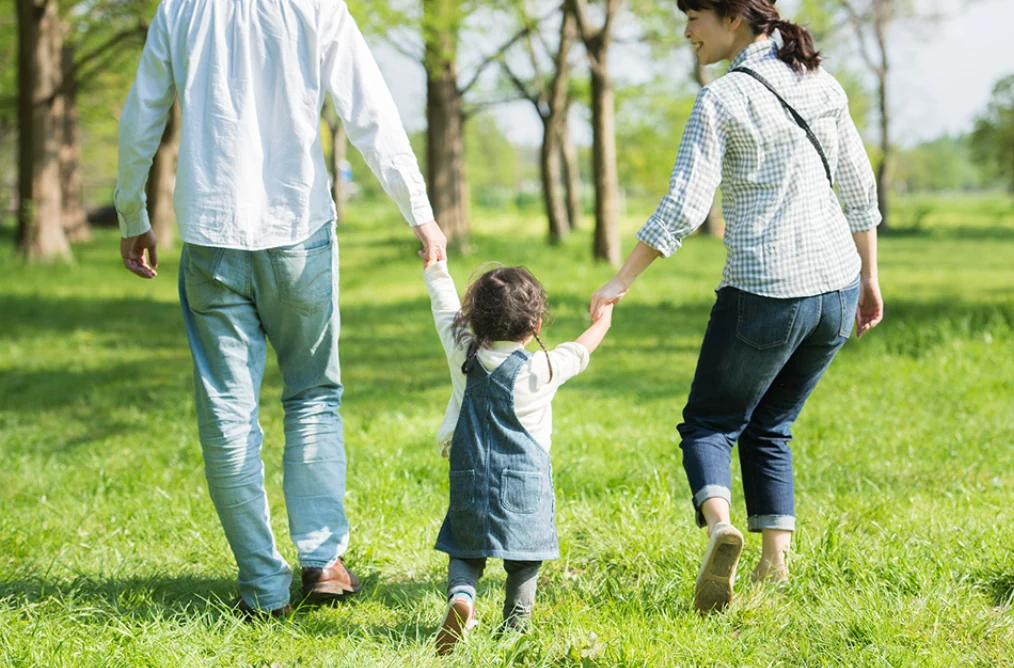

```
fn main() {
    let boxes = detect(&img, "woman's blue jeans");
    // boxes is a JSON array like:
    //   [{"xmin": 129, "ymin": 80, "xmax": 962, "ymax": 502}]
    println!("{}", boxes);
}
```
[{"xmin": 679, "ymin": 277, "xmax": 861, "ymax": 532}]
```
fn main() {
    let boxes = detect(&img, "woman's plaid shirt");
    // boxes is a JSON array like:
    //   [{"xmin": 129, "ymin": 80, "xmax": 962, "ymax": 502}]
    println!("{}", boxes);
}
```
[{"xmin": 635, "ymin": 40, "xmax": 881, "ymax": 297}]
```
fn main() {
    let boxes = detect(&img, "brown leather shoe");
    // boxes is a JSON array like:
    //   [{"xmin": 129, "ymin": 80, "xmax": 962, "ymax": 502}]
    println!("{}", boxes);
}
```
[
  {"xmin": 234, "ymin": 598, "xmax": 291, "ymax": 620},
  {"xmin": 301, "ymin": 558, "xmax": 361, "ymax": 604}
]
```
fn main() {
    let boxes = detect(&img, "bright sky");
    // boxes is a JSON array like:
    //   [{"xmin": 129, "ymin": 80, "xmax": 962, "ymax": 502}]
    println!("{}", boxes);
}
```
[{"xmin": 372, "ymin": 0, "xmax": 1014, "ymax": 148}]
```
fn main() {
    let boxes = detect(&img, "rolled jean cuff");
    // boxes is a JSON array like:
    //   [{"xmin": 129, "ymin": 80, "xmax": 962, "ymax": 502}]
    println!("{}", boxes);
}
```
[
  {"xmin": 692, "ymin": 485, "xmax": 732, "ymax": 529},
  {"xmin": 747, "ymin": 514, "xmax": 795, "ymax": 533}
]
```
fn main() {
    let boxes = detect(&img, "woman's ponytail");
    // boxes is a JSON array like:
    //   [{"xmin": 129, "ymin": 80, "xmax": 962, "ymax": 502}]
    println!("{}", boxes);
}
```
[{"xmin": 773, "ymin": 19, "xmax": 821, "ymax": 73}]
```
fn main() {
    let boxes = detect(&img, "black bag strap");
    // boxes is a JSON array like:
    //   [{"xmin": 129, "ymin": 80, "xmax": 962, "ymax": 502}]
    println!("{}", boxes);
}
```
[{"xmin": 730, "ymin": 66, "xmax": 833, "ymax": 186}]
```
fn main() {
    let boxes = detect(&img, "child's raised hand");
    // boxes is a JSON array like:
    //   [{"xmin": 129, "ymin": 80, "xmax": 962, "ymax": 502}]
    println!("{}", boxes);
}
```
[
  {"xmin": 592, "ymin": 302, "xmax": 614, "ymax": 326},
  {"xmin": 419, "ymin": 248, "xmax": 439, "ymax": 269}
]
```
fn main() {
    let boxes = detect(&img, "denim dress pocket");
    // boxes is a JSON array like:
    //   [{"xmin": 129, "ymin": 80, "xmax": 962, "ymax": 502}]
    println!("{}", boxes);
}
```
[
  {"xmin": 182, "ymin": 245, "xmax": 225, "ymax": 314},
  {"xmin": 736, "ymin": 290, "xmax": 801, "ymax": 350},
  {"xmin": 267, "ymin": 227, "xmax": 334, "ymax": 314},
  {"xmin": 501, "ymin": 470, "xmax": 543, "ymax": 515}
]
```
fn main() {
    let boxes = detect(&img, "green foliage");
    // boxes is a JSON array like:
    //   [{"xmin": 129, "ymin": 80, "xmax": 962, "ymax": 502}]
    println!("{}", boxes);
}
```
[
  {"xmin": 616, "ymin": 79, "xmax": 698, "ymax": 197},
  {"xmin": 2, "ymin": 196, "xmax": 1013, "ymax": 663},
  {"xmin": 894, "ymin": 135, "xmax": 987, "ymax": 194},
  {"xmin": 971, "ymin": 74, "xmax": 1014, "ymax": 193}
]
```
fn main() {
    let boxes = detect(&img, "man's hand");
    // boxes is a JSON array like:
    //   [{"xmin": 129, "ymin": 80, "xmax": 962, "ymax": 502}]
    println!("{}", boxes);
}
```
[
  {"xmin": 413, "ymin": 220, "xmax": 447, "ymax": 268},
  {"xmin": 121, "ymin": 230, "xmax": 159, "ymax": 279}
]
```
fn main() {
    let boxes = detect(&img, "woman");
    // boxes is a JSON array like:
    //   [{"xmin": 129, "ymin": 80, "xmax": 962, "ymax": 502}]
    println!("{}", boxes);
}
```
[{"xmin": 590, "ymin": 0, "xmax": 884, "ymax": 613}]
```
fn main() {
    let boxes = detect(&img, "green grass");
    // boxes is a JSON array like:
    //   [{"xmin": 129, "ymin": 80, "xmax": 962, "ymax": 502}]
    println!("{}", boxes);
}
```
[{"xmin": 2, "ymin": 194, "xmax": 1014, "ymax": 666}]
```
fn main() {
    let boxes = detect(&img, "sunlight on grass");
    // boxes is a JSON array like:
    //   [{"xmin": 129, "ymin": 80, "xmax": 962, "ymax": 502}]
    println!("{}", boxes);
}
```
[{"xmin": 1, "ymin": 195, "xmax": 1013, "ymax": 665}]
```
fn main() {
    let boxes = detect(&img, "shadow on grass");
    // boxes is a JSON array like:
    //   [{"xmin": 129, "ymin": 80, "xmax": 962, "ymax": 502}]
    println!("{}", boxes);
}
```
[
  {"xmin": 0, "ymin": 573, "xmax": 239, "ymax": 622},
  {"xmin": 969, "ymin": 566, "xmax": 1014, "ymax": 608},
  {"xmin": 883, "ymin": 225, "xmax": 1014, "ymax": 241},
  {"xmin": 2, "ymin": 286, "xmax": 1012, "ymax": 439},
  {"xmin": 0, "ymin": 294, "xmax": 185, "ymax": 348}
]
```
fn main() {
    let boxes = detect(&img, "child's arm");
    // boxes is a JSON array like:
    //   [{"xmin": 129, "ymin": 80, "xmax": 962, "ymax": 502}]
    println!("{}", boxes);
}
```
[
  {"xmin": 575, "ymin": 303, "xmax": 613, "ymax": 355},
  {"xmin": 423, "ymin": 260, "xmax": 468, "ymax": 370},
  {"xmin": 530, "ymin": 304, "xmax": 612, "ymax": 389}
]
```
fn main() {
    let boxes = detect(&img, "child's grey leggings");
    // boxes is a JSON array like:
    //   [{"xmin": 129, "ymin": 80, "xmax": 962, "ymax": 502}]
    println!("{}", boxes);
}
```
[{"xmin": 447, "ymin": 557, "xmax": 541, "ymax": 620}]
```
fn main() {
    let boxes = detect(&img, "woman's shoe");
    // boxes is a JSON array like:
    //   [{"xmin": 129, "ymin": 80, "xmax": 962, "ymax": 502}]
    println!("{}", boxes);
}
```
[{"xmin": 694, "ymin": 522, "xmax": 744, "ymax": 614}]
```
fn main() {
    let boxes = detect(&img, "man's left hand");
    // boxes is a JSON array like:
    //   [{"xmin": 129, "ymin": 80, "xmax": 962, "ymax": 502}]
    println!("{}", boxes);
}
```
[{"xmin": 121, "ymin": 230, "xmax": 159, "ymax": 279}]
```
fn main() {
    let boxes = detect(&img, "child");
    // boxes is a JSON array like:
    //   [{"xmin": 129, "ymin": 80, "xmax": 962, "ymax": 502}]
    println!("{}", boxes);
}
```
[{"xmin": 422, "ymin": 257, "xmax": 613, "ymax": 655}]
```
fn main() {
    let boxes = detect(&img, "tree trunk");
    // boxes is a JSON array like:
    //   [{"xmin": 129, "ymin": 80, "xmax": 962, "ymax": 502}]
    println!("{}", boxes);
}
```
[
  {"xmin": 541, "ymin": 117, "xmax": 568, "ymax": 244},
  {"xmin": 876, "ymin": 72, "xmax": 891, "ymax": 232},
  {"xmin": 146, "ymin": 98, "xmax": 180, "ymax": 248},
  {"xmin": 17, "ymin": 0, "xmax": 70, "ymax": 261},
  {"xmin": 424, "ymin": 0, "xmax": 469, "ymax": 246},
  {"xmin": 330, "ymin": 118, "xmax": 347, "ymax": 221},
  {"xmin": 693, "ymin": 58, "xmax": 723, "ymax": 238},
  {"xmin": 60, "ymin": 43, "xmax": 88, "ymax": 243},
  {"xmin": 590, "ymin": 60, "xmax": 619, "ymax": 265},
  {"xmin": 561, "ymin": 99, "xmax": 580, "ymax": 230},
  {"xmin": 541, "ymin": 8, "xmax": 575, "ymax": 244}
]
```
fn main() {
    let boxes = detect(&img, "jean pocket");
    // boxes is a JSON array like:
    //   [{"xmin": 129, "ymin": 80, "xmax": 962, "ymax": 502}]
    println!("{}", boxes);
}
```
[
  {"xmin": 267, "ymin": 228, "xmax": 334, "ymax": 314},
  {"xmin": 838, "ymin": 276, "xmax": 861, "ymax": 339},
  {"xmin": 182, "ymin": 244, "xmax": 225, "ymax": 314},
  {"xmin": 501, "ymin": 470, "xmax": 542, "ymax": 515},
  {"xmin": 736, "ymin": 290, "xmax": 801, "ymax": 350},
  {"xmin": 449, "ymin": 469, "xmax": 475, "ymax": 508}
]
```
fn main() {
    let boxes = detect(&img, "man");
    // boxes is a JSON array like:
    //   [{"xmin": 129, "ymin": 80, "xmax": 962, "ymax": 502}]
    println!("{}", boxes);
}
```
[{"xmin": 115, "ymin": 0, "xmax": 445, "ymax": 616}]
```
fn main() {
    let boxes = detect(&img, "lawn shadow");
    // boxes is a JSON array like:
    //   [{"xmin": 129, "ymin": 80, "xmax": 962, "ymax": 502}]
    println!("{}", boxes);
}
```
[
  {"xmin": 967, "ymin": 566, "xmax": 1014, "ymax": 608},
  {"xmin": 0, "ymin": 572, "xmax": 241, "ymax": 623},
  {"xmin": 296, "ymin": 574, "xmax": 507, "ymax": 646},
  {"xmin": 884, "ymin": 225, "xmax": 1014, "ymax": 242}
]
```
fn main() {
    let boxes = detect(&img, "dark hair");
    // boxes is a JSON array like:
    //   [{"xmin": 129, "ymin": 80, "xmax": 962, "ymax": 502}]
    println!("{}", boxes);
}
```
[
  {"xmin": 453, "ymin": 265, "xmax": 554, "ymax": 381},
  {"xmin": 677, "ymin": 0, "xmax": 821, "ymax": 73}
]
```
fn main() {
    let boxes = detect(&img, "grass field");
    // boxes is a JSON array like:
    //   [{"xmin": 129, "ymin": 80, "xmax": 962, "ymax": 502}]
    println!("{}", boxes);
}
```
[{"xmin": 2, "ymin": 194, "xmax": 1013, "ymax": 666}]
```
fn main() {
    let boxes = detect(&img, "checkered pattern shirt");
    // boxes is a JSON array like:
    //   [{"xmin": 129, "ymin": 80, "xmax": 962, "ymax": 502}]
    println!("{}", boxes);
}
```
[{"xmin": 636, "ymin": 40, "xmax": 881, "ymax": 297}]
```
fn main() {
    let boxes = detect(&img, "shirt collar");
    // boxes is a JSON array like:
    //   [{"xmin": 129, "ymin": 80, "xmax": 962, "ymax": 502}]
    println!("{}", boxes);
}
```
[
  {"xmin": 488, "ymin": 341, "xmax": 524, "ymax": 353},
  {"xmin": 730, "ymin": 39, "xmax": 776, "ymax": 70}
]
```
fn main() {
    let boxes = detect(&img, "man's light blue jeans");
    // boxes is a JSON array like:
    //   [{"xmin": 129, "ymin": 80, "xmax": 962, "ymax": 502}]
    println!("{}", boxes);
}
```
[{"xmin": 178, "ymin": 223, "xmax": 347, "ymax": 611}]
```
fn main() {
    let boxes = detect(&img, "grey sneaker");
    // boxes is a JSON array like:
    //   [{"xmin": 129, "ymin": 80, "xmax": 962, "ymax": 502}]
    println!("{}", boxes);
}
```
[{"xmin": 693, "ymin": 522, "xmax": 744, "ymax": 614}]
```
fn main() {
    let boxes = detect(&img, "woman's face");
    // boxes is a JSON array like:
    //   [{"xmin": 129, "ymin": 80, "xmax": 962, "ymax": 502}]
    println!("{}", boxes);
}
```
[{"xmin": 684, "ymin": 9, "xmax": 735, "ymax": 66}]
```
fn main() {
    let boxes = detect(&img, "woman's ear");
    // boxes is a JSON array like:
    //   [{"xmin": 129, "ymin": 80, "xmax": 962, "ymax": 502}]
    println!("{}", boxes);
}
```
[
  {"xmin": 726, "ymin": 14, "xmax": 741, "ymax": 32},
  {"xmin": 535, "ymin": 316, "xmax": 543, "ymax": 334}
]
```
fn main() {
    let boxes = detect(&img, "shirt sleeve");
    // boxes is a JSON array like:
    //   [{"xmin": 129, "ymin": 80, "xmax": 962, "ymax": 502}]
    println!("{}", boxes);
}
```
[
  {"xmin": 423, "ymin": 261, "xmax": 468, "ymax": 370},
  {"xmin": 424, "ymin": 261, "xmax": 468, "ymax": 458},
  {"xmin": 635, "ymin": 87, "xmax": 727, "ymax": 257},
  {"xmin": 834, "ymin": 96, "xmax": 882, "ymax": 232},
  {"xmin": 526, "ymin": 341, "xmax": 590, "ymax": 391},
  {"xmin": 113, "ymin": 3, "xmax": 175, "ymax": 238},
  {"xmin": 320, "ymin": 0, "xmax": 434, "ymax": 227}
]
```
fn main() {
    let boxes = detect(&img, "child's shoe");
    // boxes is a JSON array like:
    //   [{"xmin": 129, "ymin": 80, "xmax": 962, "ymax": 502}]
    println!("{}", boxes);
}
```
[
  {"xmin": 498, "ymin": 608, "xmax": 532, "ymax": 636},
  {"xmin": 436, "ymin": 594, "xmax": 477, "ymax": 655},
  {"xmin": 693, "ymin": 522, "xmax": 744, "ymax": 614}
]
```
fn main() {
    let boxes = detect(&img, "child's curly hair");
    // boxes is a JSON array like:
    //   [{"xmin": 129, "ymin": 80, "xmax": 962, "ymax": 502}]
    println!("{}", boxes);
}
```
[{"xmin": 452, "ymin": 265, "xmax": 554, "ymax": 381}]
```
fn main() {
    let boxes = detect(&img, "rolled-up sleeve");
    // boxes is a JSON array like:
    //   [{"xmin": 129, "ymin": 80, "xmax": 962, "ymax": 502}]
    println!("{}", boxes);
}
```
[
  {"xmin": 113, "ymin": 3, "xmax": 175, "ymax": 238},
  {"xmin": 636, "ymin": 87, "xmax": 727, "ymax": 257},
  {"xmin": 834, "ymin": 98, "xmax": 882, "ymax": 232},
  {"xmin": 320, "ymin": 0, "xmax": 434, "ymax": 227}
]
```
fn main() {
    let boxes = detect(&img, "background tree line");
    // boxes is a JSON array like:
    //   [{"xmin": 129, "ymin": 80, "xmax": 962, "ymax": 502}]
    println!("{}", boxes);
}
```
[{"xmin": 3, "ymin": 0, "xmax": 1012, "ymax": 265}]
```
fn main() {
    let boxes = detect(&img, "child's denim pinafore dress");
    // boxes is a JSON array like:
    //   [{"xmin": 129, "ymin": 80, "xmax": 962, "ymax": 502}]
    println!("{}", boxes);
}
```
[{"xmin": 435, "ymin": 349, "xmax": 560, "ymax": 561}]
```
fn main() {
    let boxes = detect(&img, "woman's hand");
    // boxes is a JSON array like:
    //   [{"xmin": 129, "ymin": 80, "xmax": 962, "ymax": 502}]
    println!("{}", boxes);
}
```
[
  {"xmin": 855, "ymin": 276, "xmax": 883, "ymax": 338},
  {"xmin": 589, "ymin": 242, "xmax": 662, "ymax": 320},
  {"xmin": 590, "ymin": 276, "xmax": 629, "ymax": 321}
]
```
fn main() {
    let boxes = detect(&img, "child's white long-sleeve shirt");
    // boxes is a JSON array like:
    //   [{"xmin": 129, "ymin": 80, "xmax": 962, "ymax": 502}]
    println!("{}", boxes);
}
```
[{"xmin": 424, "ymin": 261, "xmax": 589, "ymax": 455}]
